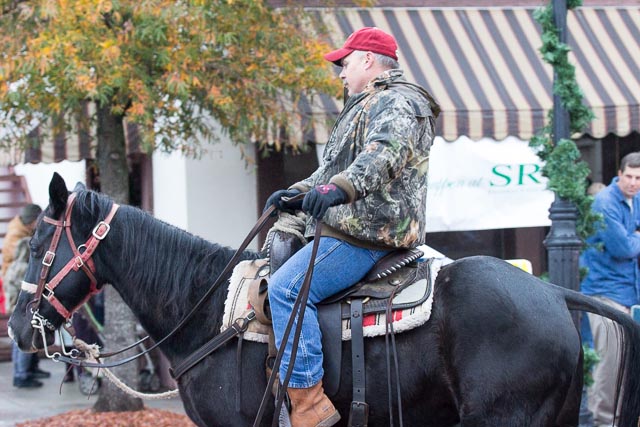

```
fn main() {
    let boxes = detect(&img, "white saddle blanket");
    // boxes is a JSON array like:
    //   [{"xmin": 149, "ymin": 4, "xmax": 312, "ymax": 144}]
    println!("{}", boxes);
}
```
[{"xmin": 221, "ymin": 256, "xmax": 447, "ymax": 342}]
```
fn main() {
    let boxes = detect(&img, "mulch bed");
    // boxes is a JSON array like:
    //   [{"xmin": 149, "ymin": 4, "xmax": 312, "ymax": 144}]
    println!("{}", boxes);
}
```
[{"xmin": 16, "ymin": 408, "xmax": 196, "ymax": 427}]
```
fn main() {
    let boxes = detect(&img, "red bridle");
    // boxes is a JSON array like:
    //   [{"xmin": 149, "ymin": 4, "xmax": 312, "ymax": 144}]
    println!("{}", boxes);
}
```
[{"xmin": 23, "ymin": 192, "xmax": 119, "ymax": 322}]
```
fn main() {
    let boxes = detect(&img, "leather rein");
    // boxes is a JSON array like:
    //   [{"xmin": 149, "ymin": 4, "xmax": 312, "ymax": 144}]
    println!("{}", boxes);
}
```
[
  {"xmin": 27, "ymin": 191, "xmax": 280, "ymax": 371},
  {"xmin": 23, "ymin": 192, "xmax": 327, "ymax": 427}
]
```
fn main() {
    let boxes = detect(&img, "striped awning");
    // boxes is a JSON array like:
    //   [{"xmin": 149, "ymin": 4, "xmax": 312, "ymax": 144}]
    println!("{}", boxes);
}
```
[
  {"xmin": 21, "ymin": 121, "xmax": 141, "ymax": 164},
  {"xmin": 0, "ymin": 103, "xmax": 141, "ymax": 166},
  {"xmin": 3, "ymin": 6, "xmax": 638, "ymax": 165},
  {"xmin": 313, "ymin": 6, "xmax": 640, "ymax": 142}
]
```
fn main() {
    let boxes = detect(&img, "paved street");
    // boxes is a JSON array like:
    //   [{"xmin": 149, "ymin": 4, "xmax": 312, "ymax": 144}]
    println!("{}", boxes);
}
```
[{"xmin": 0, "ymin": 358, "xmax": 186, "ymax": 426}]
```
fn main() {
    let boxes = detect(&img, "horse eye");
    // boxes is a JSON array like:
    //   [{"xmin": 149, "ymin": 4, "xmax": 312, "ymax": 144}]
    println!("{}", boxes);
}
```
[{"xmin": 29, "ymin": 239, "xmax": 43, "ymax": 258}]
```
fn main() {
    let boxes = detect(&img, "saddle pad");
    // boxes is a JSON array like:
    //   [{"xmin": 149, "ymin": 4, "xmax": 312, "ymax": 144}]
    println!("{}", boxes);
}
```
[
  {"xmin": 221, "ymin": 259, "xmax": 271, "ymax": 343},
  {"xmin": 341, "ymin": 276, "xmax": 433, "ymax": 340},
  {"xmin": 221, "ymin": 258, "xmax": 443, "ymax": 342}
]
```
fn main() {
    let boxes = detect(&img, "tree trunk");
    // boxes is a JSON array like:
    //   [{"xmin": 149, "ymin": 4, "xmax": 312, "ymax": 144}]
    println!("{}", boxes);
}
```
[{"xmin": 92, "ymin": 104, "xmax": 144, "ymax": 412}]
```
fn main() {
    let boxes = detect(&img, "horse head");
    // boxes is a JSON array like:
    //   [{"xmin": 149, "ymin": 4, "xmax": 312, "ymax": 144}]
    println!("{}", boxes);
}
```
[{"xmin": 8, "ymin": 172, "xmax": 116, "ymax": 353}]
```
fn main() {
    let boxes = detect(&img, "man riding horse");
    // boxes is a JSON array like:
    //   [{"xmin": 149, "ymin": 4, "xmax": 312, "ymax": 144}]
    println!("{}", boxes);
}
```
[{"xmin": 264, "ymin": 27, "xmax": 439, "ymax": 427}]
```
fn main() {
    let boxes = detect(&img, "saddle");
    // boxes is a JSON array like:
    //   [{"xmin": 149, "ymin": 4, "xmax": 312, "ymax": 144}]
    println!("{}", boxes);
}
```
[{"xmin": 249, "ymin": 229, "xmax": 433, "ymax": 426}]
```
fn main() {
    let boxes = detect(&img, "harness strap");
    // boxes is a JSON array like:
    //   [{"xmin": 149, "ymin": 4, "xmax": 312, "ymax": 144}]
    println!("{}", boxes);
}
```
[
  {"xmin": 48, "ymin": 202, "xmax": 119, "ymax": 292},
  {"xmin": 29, "ymin": 194, "xmax": 147, "ymax": 359},
  {"xmin": 385, "ymin": 287, "xmax": 404, "ymax": 427},
  {"xmin": 272, "ymin": 224, "xmax": 322, "ymax": 427},
  {"xmin": 236, "ymin": 332, "xmax": 244, "ymax": 413},
  {"xmin": 348, "ymin": 298, "xmax": 368, "ymax": 427},
  {"xmin": 253, "ymin": 220, "xmax": 322, "ymax": 427},
  {"xmin": 169, "ymin": 311, "xmax": 256, "ymax": 379},
  {"xmin": 30, "ymin": 196, "xmax": 119, "ymax": 321},
  {"xmin": 31, "ymin": 193, "xmax": 77, "ymax": 311}
]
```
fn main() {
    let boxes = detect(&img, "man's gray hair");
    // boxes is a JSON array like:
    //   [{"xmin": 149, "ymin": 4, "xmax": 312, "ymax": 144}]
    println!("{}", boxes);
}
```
[
  {"xmin": 620, "ymin": 152, "xmax": 640, "ymax": 172},
  {"xmin": 352, "ymin": 50, "xmax": 399, "ymax": 70},
  {"xmin": 373, "ymin": 53, "xmax": 399, "ymax": 69}
]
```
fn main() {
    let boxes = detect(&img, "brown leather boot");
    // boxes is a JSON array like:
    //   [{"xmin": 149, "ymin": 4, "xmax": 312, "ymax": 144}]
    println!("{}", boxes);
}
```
[{"xmin": 287, "ymin": 381, "xmax": 340, "ymax": 427}]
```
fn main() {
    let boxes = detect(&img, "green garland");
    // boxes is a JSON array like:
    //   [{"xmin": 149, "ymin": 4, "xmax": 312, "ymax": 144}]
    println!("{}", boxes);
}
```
[
  {"xmin": 532, "ymin": 0, "xmax": 602, "ymax": 386},
  {"xmin": 530, "ymin": 0, "xmax": 598, "ymax": 240},
  {"xmin": 583, "ymin": 344, "xmax": 600, "ymax": 387}
]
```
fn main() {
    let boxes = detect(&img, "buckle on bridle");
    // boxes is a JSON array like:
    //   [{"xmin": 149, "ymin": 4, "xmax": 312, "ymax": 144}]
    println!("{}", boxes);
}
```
[
  {"xmin": 42, "ymin": 251, "xmax": 56, "ymax": 267},
  {"xmin": 92, "ymin": 222, "xmax": 111, "ymax": 240},
  {"xmin": 42, "ymin": 286, "xmax": 54, "ymax": 300}
]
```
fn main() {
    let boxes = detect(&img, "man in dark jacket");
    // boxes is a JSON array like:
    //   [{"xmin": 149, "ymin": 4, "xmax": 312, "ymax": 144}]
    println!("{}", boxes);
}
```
[
  {"xmin": 264, "ymin": 27, "xmax": 438, "ymax": 427},
  {"xmin": 580, "ymin": 152, "xmax": 640, "ymax": 426}
]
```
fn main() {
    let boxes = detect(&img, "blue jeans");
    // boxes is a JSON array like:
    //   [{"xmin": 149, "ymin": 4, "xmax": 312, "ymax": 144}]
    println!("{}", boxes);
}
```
[
  {"xmin": 12, "ymin": 341, "xmax": 36, "ymax": 380},
  {"xmin": 268, "ymin": 237, "xmax": 389, "ymax": 388}
]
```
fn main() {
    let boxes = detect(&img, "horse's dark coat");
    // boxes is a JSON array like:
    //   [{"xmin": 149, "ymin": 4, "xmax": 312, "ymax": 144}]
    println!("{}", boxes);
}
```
[{"xmin": 8, "ymin": 174, "xmax": 640, "ymax": 427}]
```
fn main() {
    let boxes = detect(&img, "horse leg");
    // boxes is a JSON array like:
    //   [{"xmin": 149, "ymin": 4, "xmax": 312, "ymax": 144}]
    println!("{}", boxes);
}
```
[{"xmin": 552, "ymin": 348, "xmax": 582, "ymax": 427}]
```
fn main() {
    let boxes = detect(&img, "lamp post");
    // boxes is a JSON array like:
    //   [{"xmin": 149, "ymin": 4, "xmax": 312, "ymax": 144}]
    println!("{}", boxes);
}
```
[
  {"xmin": 543, "ymin": 0, "xmax": 583, "ymax": 321},
  {"xmin": 543, "ymin": 0, "xmax": 582, "ymax": 303},
  {"xmin": 545, "ymin": 197, "xmax": 582, "ymax": 298},
  {"xmin": 542, "ymin": 3, "xmax": 591, "ymax": 424}
]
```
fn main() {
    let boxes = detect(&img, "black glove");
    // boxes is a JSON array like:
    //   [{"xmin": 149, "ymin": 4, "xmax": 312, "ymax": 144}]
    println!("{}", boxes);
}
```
[
  {"xmin": 302, "ymin": 184, "xmax": 348, "ymax": 220},
  {"xmin": 263, "ymin": 188, "xmax": 302, "ymax": 214}
]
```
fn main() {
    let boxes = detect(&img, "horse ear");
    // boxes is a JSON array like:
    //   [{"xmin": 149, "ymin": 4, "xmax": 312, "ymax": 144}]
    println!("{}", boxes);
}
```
[
  {"xmin": 72, "ymin": 181, "xmax": 86, "ymax": 193},
  {"xmin": 48, "ymin": 172, "xmax": 68, "ymax": 217}
]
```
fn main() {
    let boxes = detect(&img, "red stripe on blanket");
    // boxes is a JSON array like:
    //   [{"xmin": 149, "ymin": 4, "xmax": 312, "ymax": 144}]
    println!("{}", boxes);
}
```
[
  {"xmin": 363, "ymin": 314, "xmax": 377, "ymax": 327},
  {"xmin": 362, "ymin": 310, "xmax": 404, "ymax": 327}
]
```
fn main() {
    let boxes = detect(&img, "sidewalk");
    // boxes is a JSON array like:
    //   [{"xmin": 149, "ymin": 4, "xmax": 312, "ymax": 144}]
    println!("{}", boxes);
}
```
[{"xmin": 0, "ymin": 358, "xmax": 186, "ymax": 427}]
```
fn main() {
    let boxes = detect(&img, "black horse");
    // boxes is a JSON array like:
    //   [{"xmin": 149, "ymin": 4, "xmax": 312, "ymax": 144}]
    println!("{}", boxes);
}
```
[{"xmin": 8, "ymin": 173, "xmax": 640, "ymax": 426}]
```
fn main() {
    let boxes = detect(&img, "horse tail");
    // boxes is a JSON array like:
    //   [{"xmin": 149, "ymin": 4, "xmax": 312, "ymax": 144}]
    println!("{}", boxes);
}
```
[{"xmin": 558, "ymin": 286, "xmax": 640, "ymax": 427}]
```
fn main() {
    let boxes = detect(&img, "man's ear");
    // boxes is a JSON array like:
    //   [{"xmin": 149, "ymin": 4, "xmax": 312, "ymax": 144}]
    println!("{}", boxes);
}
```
[
  {"xmin": 364, "ymin": 51, "xmax": 374, "ymax": 69},
  {"xmin": 48, "ymin": 172, "xmax": 68, "ymax": 218}
]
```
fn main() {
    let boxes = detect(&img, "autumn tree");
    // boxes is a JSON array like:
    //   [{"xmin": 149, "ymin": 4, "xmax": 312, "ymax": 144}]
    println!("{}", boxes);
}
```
[{"xmin": 0, "ymin": 0, "xmax": 340, "ymax": 411}]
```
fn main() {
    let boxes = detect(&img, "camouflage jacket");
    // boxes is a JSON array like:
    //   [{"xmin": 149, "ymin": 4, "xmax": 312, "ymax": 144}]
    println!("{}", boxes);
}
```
[{"xmin": 293, "ymin": 69, "xmax": 438, "ymax": 248}]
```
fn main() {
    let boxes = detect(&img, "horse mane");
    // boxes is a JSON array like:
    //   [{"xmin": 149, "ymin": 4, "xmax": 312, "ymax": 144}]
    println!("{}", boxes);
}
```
[{"xmin": 73, "ymin": 188, "xmax": 260, "ymax": 319}]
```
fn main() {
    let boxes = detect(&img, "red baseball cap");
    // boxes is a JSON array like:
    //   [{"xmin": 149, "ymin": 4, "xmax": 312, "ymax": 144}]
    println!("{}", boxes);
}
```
[{"xmin": 324, "ymin": 27, "xmax": 399, "ymax": 66}]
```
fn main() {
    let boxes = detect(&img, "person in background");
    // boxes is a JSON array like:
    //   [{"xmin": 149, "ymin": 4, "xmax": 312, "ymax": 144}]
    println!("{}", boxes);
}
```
[
  {"xmin": 264, "ymin": 27, "xmax": 438, "ymax": 426},
  {"xmin": 580, "ymin": 180, "xmax": 607, "ymax": 349},
  {"xmin": 587, "ymin": 181, "xmax": 606, "ymax": 197},
  {"xmin": 3, "ymin": 204, "xmax": 50, "ymax": 388},
  {"xmin": 580, "ymin": 153, "xmax": 640, "ymax": 426},
  {"xmin": 2, "ymin": 204, "xmax": 41, "ymax": 279},
  {"xmin": 0, "ymin": 204, "xmax": 42, "ymax": 314}
]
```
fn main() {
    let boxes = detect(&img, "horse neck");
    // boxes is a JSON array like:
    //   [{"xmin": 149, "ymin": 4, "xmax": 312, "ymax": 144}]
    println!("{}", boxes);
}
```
[{"xmin": 94, "ymin": 205, "xmax": 255, "ymax": 359}]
